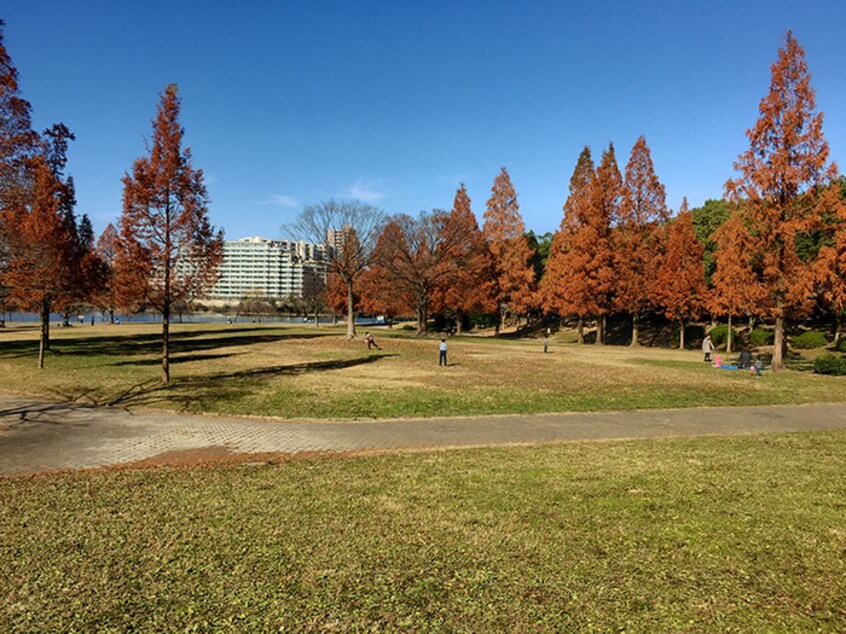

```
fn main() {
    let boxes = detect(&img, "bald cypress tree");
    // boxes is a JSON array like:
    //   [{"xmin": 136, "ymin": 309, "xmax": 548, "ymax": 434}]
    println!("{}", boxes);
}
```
[{"xmin": 725, "ymin": 32, "xmax": 838, "ymax": 370}]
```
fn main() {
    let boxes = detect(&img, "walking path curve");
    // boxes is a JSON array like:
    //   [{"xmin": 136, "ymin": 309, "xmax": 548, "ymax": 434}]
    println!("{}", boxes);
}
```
[{"xmin": 2, "ymin": 392, "xmax": 845, "ymax": 477}]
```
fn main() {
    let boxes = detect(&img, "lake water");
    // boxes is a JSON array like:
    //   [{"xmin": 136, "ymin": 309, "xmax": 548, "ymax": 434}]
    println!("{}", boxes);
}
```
[{"xmin": 2, "ymin": 312, "xmax": 380, "ymax": 326}]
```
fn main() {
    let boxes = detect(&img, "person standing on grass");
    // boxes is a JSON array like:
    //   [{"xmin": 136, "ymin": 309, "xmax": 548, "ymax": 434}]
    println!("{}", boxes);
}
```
[
  {"xmin": 755, "ymin": 355, "xmax": 763, "ymax": 377},
  {"xmin": 543, "ymin": 334, "xmax": 549, "ymax": 353},
  {"xmin": 439, "ymin": 338, "xmax": 448, "ymax": 366},
  {"xmin": 702, "ymin": 334, "xmax": 714, "ymax": 362}
]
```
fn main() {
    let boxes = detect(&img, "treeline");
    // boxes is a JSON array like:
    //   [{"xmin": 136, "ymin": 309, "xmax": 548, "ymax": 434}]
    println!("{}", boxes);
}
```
[{"xmin": 309, "ymin": 32, "xmax": 844, "ymax": 371}]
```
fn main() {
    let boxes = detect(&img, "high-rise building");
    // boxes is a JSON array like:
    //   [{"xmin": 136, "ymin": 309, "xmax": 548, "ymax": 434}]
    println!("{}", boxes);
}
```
[{"xmin": 206, "ymin": 236, "xmax": 327, "ymax": 300}]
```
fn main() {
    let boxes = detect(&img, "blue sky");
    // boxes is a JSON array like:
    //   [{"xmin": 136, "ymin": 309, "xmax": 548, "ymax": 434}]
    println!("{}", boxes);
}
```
[{"xmin": 4, "ymin": 1, "xmax": 845, "ymax": 240}]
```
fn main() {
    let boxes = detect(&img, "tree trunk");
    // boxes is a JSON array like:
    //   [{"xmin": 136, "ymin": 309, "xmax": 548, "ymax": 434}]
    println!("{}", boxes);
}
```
[
  {"xmin": 772, "ymin": 305, "xmax": 785, "ymax": 371},
  {"xmin": 456, "ymin": 315, "xmax": 463, "ymax": 336},
  {"xmin": 38, "ymin": 297, "xmax": 49, "ymax": 369},
  {"xmin": 162, "ymin": 302, "xmax": 170, "ymax": 383},
  {"xmin": 727, "ymin": 314, "xmax": 733, "ymax": 354},
  {"xmin": 346, "ymin": 282, "xmax": 356, "ymax": 339},
  {"xmin": 679, "ymin": 319, "xmax": 685, "ymax": 350},
  {"xmin": 595, "ymin": 314, "xmax": 604, "ymax": 345},
  {"xmin": 630, "ymin": 312, "xmax": 640, "ymax": 347},
  {"xmin": 314, "ymin": 308, "xmax": 319, "ymax": 327},
  {"xmin": 332, "ymin": 312, "xmax": 337, "ymax": 326},
  {"xmin": 578, "ymin": 316, "xmax": 584, "ymax": 344},
  {"xmin": 109, "ymin": 309, "xmax": 115, "ymax": 324}
]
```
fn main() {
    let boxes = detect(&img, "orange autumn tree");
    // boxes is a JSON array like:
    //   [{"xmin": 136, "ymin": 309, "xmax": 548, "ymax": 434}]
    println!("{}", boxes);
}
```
[
  {"xmin": 483, "ymin": 167, "xmax": 535, "ymax": 334},
  {"xmin": 614, "ymin": 136, "xmax": 669, "ymax": 345},
  {"xmin": 652, "ymin": 199, "xmax": 706, "ymax": 349},
  {"xmin": 0, "ymin": 19, "xmax": 42, "ymax": 316},
  {"xmin": 725, "ymin": 32, "xmax": 838, "ymax": 370},
  {"xmin": 325, "ymin": 271, "xmax": 358, "ymax": 324},
  {"xmin": 710, "ymin": 210, "xmax": 764, "ymax": 353},
  {"xmin": 432, "ymin": 184, "xmax": 494, "ymax": 334},
  {"xmin": 118, "ymin": 84, "xmax": 224, "ymax": 382},
  {"xmin": 541, "ymin": 146, "xmax": 597, "ymax": 343},
  {"xmin": 586, "ymin": 144, "xmax": 623, "ymax": 344},
  {"xmin": 813, "ymin": 181, "xmax": 846, "ymax": 338},
  {"xmin": 3, "ymin": 157, "xmax": 74, "ymax": 367},
  {"xmin": 93, "ymin": 223, "xmax": 121, "ymax": 323}
]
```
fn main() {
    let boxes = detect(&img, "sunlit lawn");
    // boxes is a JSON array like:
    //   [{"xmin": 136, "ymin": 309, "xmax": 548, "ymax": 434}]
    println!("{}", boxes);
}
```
[
  {"xmin": 2, "ymin": 432, "xmax": 845, "ymax": 632},
  {"xmin": 0, "ymin": 321, "xmax": 844, "ymax": 418}
]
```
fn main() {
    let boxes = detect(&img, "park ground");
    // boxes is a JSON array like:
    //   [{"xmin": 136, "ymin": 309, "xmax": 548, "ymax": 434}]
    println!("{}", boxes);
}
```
[
  {"xmin": 0, "ymin": 321, "xmax": 844, "ymax": 418},
  {"xmin": 2, "ymin": 322, "xmax": 846, "ymax": 631}
]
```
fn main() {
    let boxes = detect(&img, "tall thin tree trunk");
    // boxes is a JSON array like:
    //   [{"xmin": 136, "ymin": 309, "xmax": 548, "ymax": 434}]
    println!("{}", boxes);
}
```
[
  {"xmin": 631, "ymin": 312, "xmax": 640, "ymax": 346},
  {"xmin": 772, "ymin": 304, "xmax": 785, "ymax": 371},
  {"xmin": 346, "ymin": 282, "xmax": 355, "ymax": 339},
  {"xmin": 314, "ymin": 308, "xmax": 319, "ymax": 327},
  {"xmin": 679, "ymin": 319, "xmax": 685, "ymax": 350},
  {"xmin": 595, "ymin": 314, "xmax": 604, "ymax": 345},
  {"xmin": 578, "ymin": 316, "xmax": 584, "ymax": 344},
  {"xmin": 162, "ymin": 302, "xmax": 170, "ymax": 383},
  {"xmin": 727, "ymin": 314, "xmax": 733, "ymax": 354},
  {"xmin": 38, "ymin": 297, "xmax": 49, "ymax": 369},
  {"xmin": 456, "ymin": 315, "xmax": 463, "ymax": 336},
  {"xmin": 109, "ymin": 309, "xmax": 115, "ymax": 324}
]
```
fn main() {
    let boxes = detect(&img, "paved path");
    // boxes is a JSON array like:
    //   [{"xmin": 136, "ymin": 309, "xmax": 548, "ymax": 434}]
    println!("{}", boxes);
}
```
[{"xmin": 2, "ymin": 393, "xmax": 846, "ymax": 477}]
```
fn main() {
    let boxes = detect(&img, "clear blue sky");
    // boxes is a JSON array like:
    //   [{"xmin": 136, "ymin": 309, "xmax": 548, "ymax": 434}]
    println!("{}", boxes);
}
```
[{"xmin": 4, "ymin": 1, "xmax": 845, "ymax": 240}]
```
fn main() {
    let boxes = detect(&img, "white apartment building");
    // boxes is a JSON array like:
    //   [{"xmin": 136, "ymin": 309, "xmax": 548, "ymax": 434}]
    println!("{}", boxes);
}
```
[{"xmin": 208, "ymin": 236, "xmax": 327, "ymax": 301}]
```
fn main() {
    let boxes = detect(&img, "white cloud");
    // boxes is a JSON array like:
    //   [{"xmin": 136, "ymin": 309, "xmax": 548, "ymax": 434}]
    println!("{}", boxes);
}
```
[
  {"xmin": 342, "ymin": 179, "xmax": 385, "ymax": 203},
  {"xmin": 256, "ymin": 194, "xmax": 300, "ymax": 207}
]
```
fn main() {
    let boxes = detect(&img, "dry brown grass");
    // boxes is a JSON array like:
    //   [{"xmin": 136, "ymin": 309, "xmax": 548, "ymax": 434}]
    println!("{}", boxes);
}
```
[{"xmin": 0, "ymin": 321, "xmax": 843, "ymax": 418}]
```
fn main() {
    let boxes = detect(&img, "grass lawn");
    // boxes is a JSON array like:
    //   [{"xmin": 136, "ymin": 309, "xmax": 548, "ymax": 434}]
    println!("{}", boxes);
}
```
[
  {"xmin": 2, "ymin": 432, "xmax": 845, "ymax": 632},
  {"xmin": 1, "ymin": 321, "xmax": 845, "ymax": 419}
]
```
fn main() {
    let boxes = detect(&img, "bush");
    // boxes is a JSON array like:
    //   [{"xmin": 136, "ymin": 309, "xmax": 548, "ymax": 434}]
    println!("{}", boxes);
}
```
[
  {"xmin": 814, "ymin": 353, "xmax": 846, "ymax": 375},
  {"xmin": 834, "ymin": 337, "xmax": 846, "ymax": 353},
  {"xmin": 708, "ymin": 325, "xmax": 739, "ymax": 347},
  {"xmin": 400, "ymin": 324, "xmax": 416, "ymax": 331},
  {"xmin": 791, "ymin": 330, "xmax": 829, "ymax": 350},
  {"xmin": 749, "ymin": 328, "xmax": 775, "ymax": 347}
]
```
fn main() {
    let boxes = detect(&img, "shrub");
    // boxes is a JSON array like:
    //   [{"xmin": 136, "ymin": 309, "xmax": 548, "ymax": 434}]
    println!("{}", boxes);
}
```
[
  {"xmin": 400, "ymin": 324, "xmax": 416, "ymax": 331},
  {"xmin": 834, "ymin": 337, "xmax": 846, "ymax": 353},
  {"xmin": 749, "ymin": 328, "xmax": 775, "ymax": 347},
  {"xmin": 791, "ymin": 330, "xmax": 829, "ymax": 350},
  {"xmin": 708, "ymin": 325, "xmax": 739, "ymax": 347},
  {"xmin": 814, "ymin": 353, "xmax": 846, "ymax": 375}
]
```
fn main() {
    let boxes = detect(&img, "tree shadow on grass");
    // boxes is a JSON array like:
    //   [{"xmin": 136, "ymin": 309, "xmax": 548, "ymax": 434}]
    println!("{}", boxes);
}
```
[
  {"xmin": 109, "ymin": 352, "xmax": 245, "ymax": 367},
  {"xmin": 49, "ymin": 354, "xmax": 398, "ymax": 410},
  {"xmin": 0, "ymin": 327, "xmax": 334, "ymax": 360}
]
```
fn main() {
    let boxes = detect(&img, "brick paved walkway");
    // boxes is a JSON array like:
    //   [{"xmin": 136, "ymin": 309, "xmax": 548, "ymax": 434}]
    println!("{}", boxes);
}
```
[{"xmin": 2, "ymin": 393, "xmax": 846, "ymax": 477}]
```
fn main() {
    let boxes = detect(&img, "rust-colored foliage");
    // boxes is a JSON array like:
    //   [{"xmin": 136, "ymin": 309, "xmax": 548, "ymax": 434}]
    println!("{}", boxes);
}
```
[
  {"xmin": 541, "ymin": 146, "xmax": 597, "ymax": 341},
  {"xmin": 584, "ymin": 145, "xmax": 622, "ymax": 344},
  {"xmin": 368, "ymin": 212, "xmax": 452, "ymax": 334},
  {"xmin": 118, "ymin": 84, "xmax": 224, "ymax": 382},
  {"xmin": 0, "ymin": 20, "xmax": 39, "ymax": 211},
  {"xmin": 814, "ymin": 183, "xmax": 846, "ymax": 324},
  {"xmin": 725, "ymin": 32, "xmax": 838, "ymax": 369},
  {"xmin": 92, "ymin": 223, "xmax": 121, "ymax": 322},
  {"xmin": 652, "ymin": 199, "xmax": 706, "ymax": 349},
  {"xmin": 614, "ymin": 136, "xmax": 669, "ymax": 345},
  {"xmin": 482, "ymin": 167, "xmax": 536, "ymax": 332},
  {"xmin": 325, "ymin": 271, "xmax": 358, "ymax": 318},
  {"xmin": 3, "ymin": 157, "xmax": 74, "ymax": 367},
  {"xmin": 709, "ymin": 210, "xmax": 766, "ymax": 353},
  {"xmin": 432, "ymin": 184, "xmax": 495, "ymax": 332}
]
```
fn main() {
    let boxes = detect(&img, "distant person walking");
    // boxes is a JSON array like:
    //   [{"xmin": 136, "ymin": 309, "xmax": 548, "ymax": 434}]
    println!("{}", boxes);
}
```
[
  {"xmin": 543, "ymin": 334, "xmax": 549, "ymax": 353},
  {"xmin": 439, "ymin": 338, "xmax": 448, "ymax": 366},
  {"xmin": 754, "ymin": 355, "xmax": 763, "ymax": 377},
  {"xmin": 365, "ymin": 331, "xmax": 381, "ymax": 350},
  {"xmin": 702, "ymin": 334, "xmax": 714, "ymax": 363}
]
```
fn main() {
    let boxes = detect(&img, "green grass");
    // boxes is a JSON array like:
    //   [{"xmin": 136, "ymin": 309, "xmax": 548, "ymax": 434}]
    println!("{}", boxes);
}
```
[
  {"xmin": 3, "ymin": 322, "xmax": 846, "ymax": 419},
  {"xmin": 3, "ymin": 432, "xmax": 846, "ymax": 632}
]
